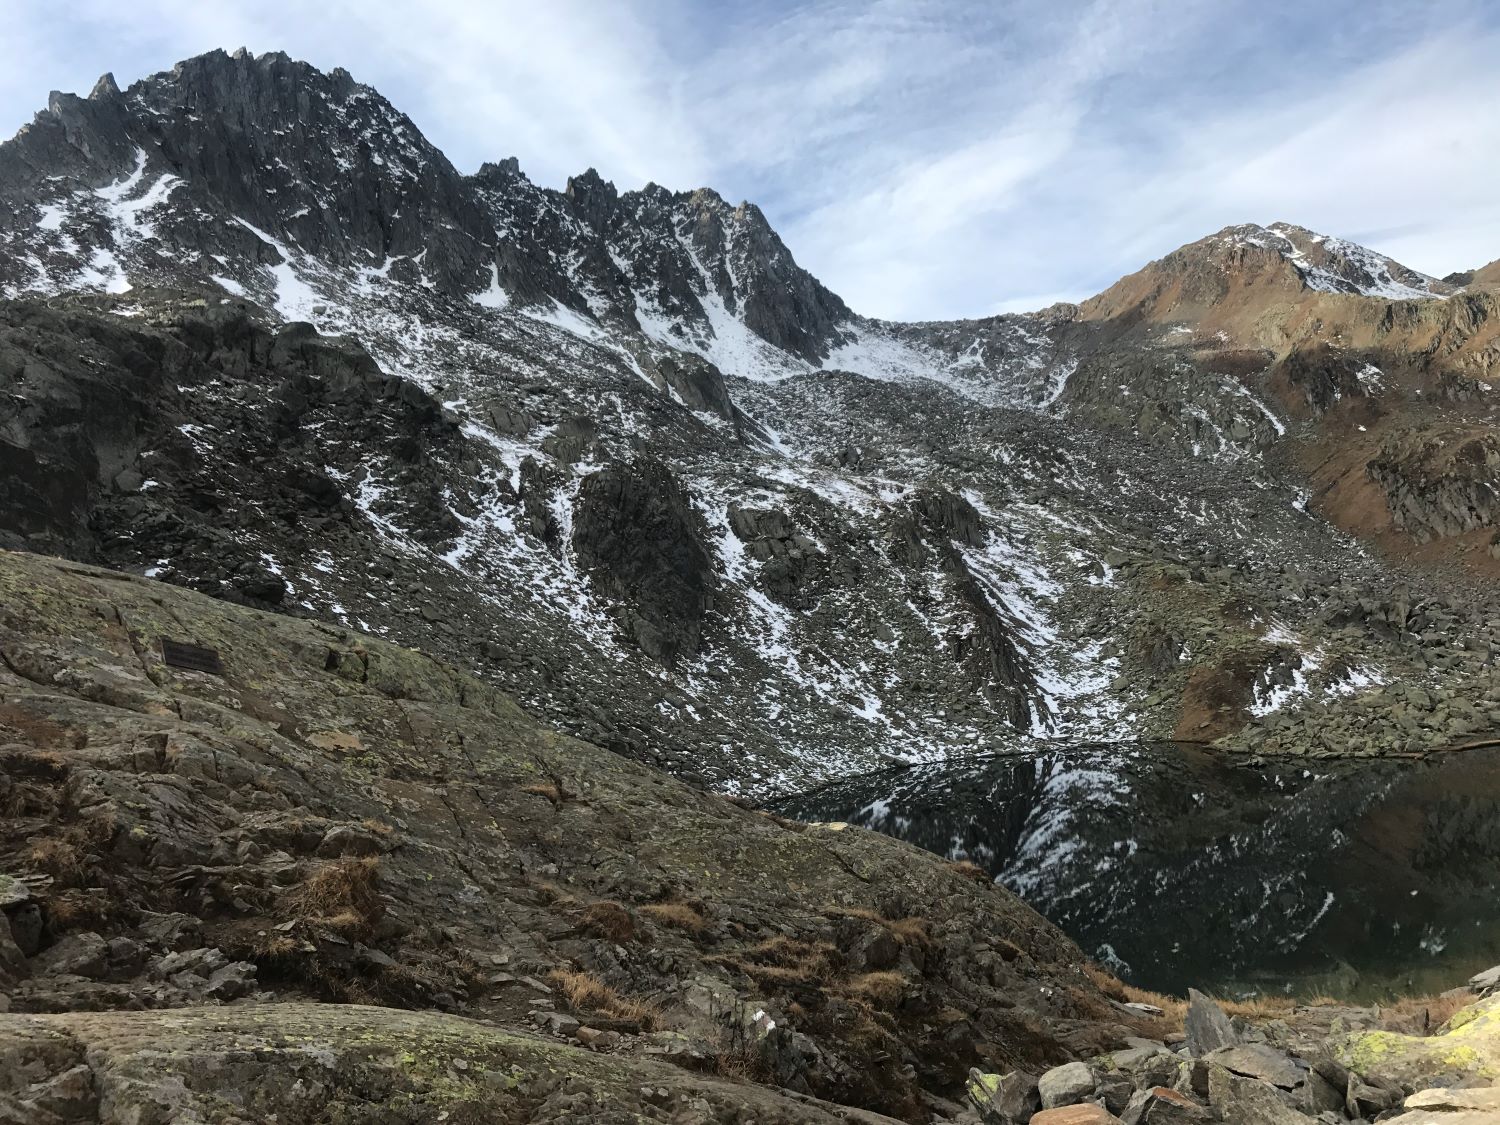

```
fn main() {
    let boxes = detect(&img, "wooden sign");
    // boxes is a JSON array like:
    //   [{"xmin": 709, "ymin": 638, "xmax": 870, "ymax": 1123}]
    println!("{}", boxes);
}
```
[{"xmin": 160, "ymin": 638, "xmax": 224, "ymax": 675}]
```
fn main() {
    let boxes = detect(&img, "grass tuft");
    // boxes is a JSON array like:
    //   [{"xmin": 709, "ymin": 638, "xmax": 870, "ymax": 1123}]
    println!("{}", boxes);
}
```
[
  {"xmin": 546, "ymin": 968, "xmax": 661, "ymax": 1030},
  {"xmin": 640, "ymin": 901, "xmax": 709, "ymax": 936},
  {"xmin": 580, "ymin": 900, "xmax": 636, "ymax": 943},
  {"xmin": 284, "ymin": 857, "xmax": 384, "ymax": 938}
]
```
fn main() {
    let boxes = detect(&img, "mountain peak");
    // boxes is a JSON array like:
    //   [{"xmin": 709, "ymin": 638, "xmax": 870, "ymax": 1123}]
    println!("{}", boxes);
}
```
[
  {"xmin": 565, "ymin": 167, "xmax": 619, "ymax": 229},
  {"xmin": 88, "ymin": 73, "xmax": 121, "ymax": 102},
  {"xmin": 1211, "ymin": 220, "xmax": 1449, "ymax": 300}
]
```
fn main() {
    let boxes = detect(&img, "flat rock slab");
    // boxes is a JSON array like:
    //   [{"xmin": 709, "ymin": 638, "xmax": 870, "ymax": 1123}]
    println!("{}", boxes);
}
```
[
  {"xmin": 1206, "ymin": 1043, "xmax": 1306, "ymax": 1089},
  {"xmin": 0, "ymin": 1004, "xmax": 911, "ymax": 1124},
  {"xmin": 1471, "ymin": 964, "xmax": 1500, "ymax": 995},
  {"xmin": 1382, "ymin": 1084, "xmax": 1500, "ymax": 1122},
  {"xmin": 1030, "ymin": 1105, "xmax": 1123, "ymax": 1124},
  {"xmin": 1403, "ymin": 1086, "xmax": 1500, "ymax": 1112}
]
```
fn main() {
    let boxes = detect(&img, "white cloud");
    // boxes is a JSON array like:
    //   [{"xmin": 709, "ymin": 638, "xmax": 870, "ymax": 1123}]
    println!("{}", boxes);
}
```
[{"xmin": 2, "ymin": 0, "xmax": 1498, "ymax": 319}]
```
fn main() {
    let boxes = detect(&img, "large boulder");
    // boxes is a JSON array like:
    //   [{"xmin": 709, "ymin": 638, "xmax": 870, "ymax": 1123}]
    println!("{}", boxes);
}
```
[
  {"xmin": 1203, "ymin": 1043, "xmax": 1305, "ymax": 1089},
  {"xmin": 966, "ymin": 1067, "xmax": 1040, "ymax": 1124},
  {"xmin": 1039, "ymin": 1061, "xmax": 1098, "ymax": 1108},
  {"xmin": 1338, "ymin": 994, "xmax": 1500, "ymax": 1087},
  {"xmin": 1470, "ymin": 964, "xmax": 1500, "ymax": 998},
  {"xmin": 1206, "ymin": 1066, "xmax": 1316, "ymax": 1124},
  {"xmin": 1183, "ymin": 989, "xmax": 1239, "ymax": 1056}
]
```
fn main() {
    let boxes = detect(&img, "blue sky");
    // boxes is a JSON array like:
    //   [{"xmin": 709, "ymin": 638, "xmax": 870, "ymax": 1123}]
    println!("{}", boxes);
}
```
[{"xmin": 4, "ymin": 0, "xmax": 1498, "ymax": 321}]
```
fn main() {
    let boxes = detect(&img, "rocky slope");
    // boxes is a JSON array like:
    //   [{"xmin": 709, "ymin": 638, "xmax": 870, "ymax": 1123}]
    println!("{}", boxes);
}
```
[
  {"xmin": 0, "ymin": 548, "xmax": 1124, "ymax": 1121},
  {"xmin": 5, "ymin": 50, "xmax": 1500, "ymax": 789},
  {"xmin": 3, "ymin": 549, "xmax": 1498, "ymax": 1124}
]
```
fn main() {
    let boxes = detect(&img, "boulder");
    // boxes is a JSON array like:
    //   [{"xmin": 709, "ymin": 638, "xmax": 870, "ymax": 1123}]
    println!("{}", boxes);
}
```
[
  {"xmin": 1204, "ymin": 1044, "xmax": 1305, "ymax": 1089},
  {"xmin": 1298, "ymin": 1069, "xmax": 1345, "ymax": 1117},
  {"xmin": 316, "ymin": 824, "xmax": 387, "ymax": 857},
  {"xmin": 1039, "ymin": 1061, "xmax": 1097, "ymax": 1108},
  {"xmin": 967, "ymin": 1068, "xmax": 1040, "ymax": 1124},
  {"xmin": 1345, "ymin": 1074, "xmax": 1396, "ymax": 1119},
  {"xmin": 204, "ymin": 960, "xmax": 258, "ymax": 1001},
  {"xmin": 1094, "ymin": 1073, "xmax": 1134, "ymax": 1115},
  {"xmin": 1469, "ymin": 964, "xmax": 1500, "ymax": 997},
  {"xmin": 32, "ymin": 932, "xmax": 109, "ymax": 979},
  {"xmin": 0, "ymin": 875, "xmax": 46, "ymax": 959},
  {"xmin": 1184, "ymin": 990, "xmax": 1239, "ymax": 1056},
  {"xmin": 1207, "ymin": 1066, "xmax": 1316, "ymax": 1124},
  {"xmin": 532, "ymin": 1011, "xmax": 581, "ymax": 1038},
  {"xmin": 0, "ymin": 911, "xmax": 26, "ymax": 983},
  {"xmin": 1109, "ymin": 1043, "xmax": 1180, "ymax": 1090},
  {"xmin": 1338, "ymin": 994, "xmax": 1500, "ymax": 1086},
  {"xmin": 1120, "ymin": 1086, "xmax": 1214, "ymax": 1124},
  {"xmin": 1382, "ymin": 1086, "xmax": 1500, "ymax": 1124},
  {"xmin": 1029, "ymin": 1107, "xmax": 1122, "ymax": 1124},
  {"xmin": 575, "ymin": 1026, "xmax": 622, "ymax": 1050}
]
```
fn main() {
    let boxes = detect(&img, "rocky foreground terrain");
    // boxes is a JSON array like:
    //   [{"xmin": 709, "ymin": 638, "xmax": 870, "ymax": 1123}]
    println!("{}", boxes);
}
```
[{"xmin": 2, "ymin": 550, "xmax": 1498, "ymax": 1123}]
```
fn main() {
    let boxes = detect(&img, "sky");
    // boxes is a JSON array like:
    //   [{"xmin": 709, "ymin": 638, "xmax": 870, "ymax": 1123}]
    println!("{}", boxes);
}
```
[{"xmin": 3, "ymin": 0, "xmax": 1498, "ymax": 321}]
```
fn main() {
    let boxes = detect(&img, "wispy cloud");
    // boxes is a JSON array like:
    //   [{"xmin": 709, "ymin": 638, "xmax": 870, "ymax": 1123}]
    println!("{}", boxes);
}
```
[{"xmin": 2, "ymin": 0, "xmax": 1498, "ymax": 319}]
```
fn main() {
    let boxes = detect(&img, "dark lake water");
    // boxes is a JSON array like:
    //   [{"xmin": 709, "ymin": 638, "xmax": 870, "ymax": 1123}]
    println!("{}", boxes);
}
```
[{"xmin": 769, "ymin": 742, "xmax": 1500, "ymax": 1000}]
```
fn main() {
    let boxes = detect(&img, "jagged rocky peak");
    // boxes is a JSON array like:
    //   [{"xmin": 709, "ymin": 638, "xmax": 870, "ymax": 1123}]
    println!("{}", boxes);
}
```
[
  {"xmin": 2, "ymin": 47, "xmax": 868, "ymax": 374},
  {"xmin": 564, "ymin": 166, "xmax": 619, "ymax": 229},
  {"xmin": 1, "ymin": 48, "xmax": 494, "ymax": 299}
]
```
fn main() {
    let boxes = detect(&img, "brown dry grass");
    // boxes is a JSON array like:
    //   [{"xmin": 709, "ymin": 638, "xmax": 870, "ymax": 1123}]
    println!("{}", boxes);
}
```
[
  {"xmin": 949, "ymin": 859, "xmax": 991, "ymax": 882},
  {"xmin": 580, "ymin": 901, "xmax": 636, "ymax": 943},
  {"xmin": 1082, "ymin": 964, "xmax": 1187, "ymax": 1035},
  {"xmin": 823, "ymin": 905, "xmax": 932, "ymax": 949},
  {"xmin": 640, "ymin": 901, "xmax": 709, "ymax": 936},
  {"xmin": 42, "ymin": 890, "xmax": 114, "ymax": 932},
  {"xmin": 715, "ymin": 935, "xmax": 839, "ymax": 990},
  {"xmin": 28, "ymin": 837, "xmax": 87, "ymax": 883},
  {"xmin": 1222, "ymin": 995, "xmax": 1297, "ymax": 1020},
  {"xmin": 843, "ymin": 970, "xmax": 907, "ymax": 1006},
  {"xmin": 886, "ymin": 916, "xmax": 931, "ymax": 948},
  {"xmin": 284, "ymin": 857, "xmax": 384, "ymax": 938},
  {"xmin": 712, "ymin": 1044, "xmax": 772, "ymax": 1083},
  {"xmin": 248, "ymin": 931, "xmax": 301, "ymax": 958},
  {"xmin": 1083, "ymin": 963, "xmax": 1356, "ymax": 1035},
  {"xmin": 546, "ymin": 968, "xmax": 661, "ymax": 1030},
  {"xmin": 1379, "ymin": 992, "xmax": 1471, "ymax": 1036}
]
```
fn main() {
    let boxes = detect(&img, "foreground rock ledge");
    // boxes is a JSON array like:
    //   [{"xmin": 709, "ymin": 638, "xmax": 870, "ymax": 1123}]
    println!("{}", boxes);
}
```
[{"xmin": 0, "ymin": 1002, "xmax": 907, "ymax": 1123}]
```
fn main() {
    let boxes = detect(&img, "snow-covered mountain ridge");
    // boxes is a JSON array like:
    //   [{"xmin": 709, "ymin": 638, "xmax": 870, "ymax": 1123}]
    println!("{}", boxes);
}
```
[{"xmin": 4, "ymin": 49, "xmax": 1500, "ymax": 795}]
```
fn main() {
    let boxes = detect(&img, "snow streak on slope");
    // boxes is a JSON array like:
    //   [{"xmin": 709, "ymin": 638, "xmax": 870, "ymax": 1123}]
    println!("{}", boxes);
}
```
[{"xmin": 7, "ymin": 147, "xmax": 183, "ymax": 296}]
